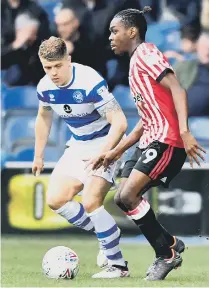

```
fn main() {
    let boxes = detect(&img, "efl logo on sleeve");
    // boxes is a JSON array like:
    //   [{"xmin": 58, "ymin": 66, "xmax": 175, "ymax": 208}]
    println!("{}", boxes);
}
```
[{"xmin": 97, "ymin": 86, "xmax": 109, "ymax": 97}]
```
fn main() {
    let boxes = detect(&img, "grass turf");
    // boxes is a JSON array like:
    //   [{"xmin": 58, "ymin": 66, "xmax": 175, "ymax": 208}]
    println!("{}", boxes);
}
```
[{"xmin": 1, "ymin": 235, "xmax": 209, "ymax": 287}]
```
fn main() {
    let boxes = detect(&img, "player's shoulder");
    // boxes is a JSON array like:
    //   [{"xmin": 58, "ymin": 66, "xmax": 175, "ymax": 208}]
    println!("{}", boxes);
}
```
[
  {"xmin": 37, "ymin": 74, "xmax": 55, "ymax": 93},
  {"xmin": 73, "ymin": 62, "xmax": 96, "ymax": 73},
  {"xmin": 137, "ymin": 42, "xmax": 161, "ymax": 57},
  {"xmin": 73, "ymin": 62, "xmax": 104, "ymax": 87}
]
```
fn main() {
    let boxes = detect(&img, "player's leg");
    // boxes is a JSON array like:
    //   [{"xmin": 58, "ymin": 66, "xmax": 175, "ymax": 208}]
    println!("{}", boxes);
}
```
[
  {"xmin": 115, "ymin": 145, "xmax": 177, "ymax": 252},
  {"xmin": 46, "ymin": 148, "xmax": 95, "ymax": 233},
  {"xmin": 82, "ymin": 164, "xmax": 129, "ymax": 278},
  {"xmin": 116, "ymin": 147, "xmax": 184, "ymax": 253},
  {"xmin": 143, "ymin": 147, "xmax": 187, "ymax": 281},
  {"xmin": 116, "ymin": 175, "xmax": 185, "ymax": 278},
  {"xmin": 116, "ymin": 143, "xmax": 186, "ymax": 280},
  {"xmin": 118, "ymin": 170, "xmax": 176, "ymax": 257}
]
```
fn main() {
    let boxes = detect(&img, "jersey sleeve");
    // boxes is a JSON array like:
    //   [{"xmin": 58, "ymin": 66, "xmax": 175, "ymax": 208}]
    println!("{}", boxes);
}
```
[
  {"xmin": 37, "ymin": 81, "xmax": 51, "ymax": 107},
  {"xmin": 87, "ymin": 70, "xmax": 114, "ymax": 110},
  {"xmin": 136, "ymin": 47, "xmax": 174, "ymax": 82}
]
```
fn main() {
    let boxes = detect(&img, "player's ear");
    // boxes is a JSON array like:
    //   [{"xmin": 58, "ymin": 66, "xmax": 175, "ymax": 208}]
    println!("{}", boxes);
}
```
[
  {"xmin": 68, "ymin": 55, "xmax": 71, "ymax": 64},
  {"xmin": 129, "ymin": 27, "xmax": 137, "ymax": 39}
]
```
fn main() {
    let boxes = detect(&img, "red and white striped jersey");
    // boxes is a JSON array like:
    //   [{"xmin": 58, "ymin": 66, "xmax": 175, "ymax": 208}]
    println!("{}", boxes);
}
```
[{"xmin": 129, "ymin": 42, "xmax": 184, "ymax": 149}]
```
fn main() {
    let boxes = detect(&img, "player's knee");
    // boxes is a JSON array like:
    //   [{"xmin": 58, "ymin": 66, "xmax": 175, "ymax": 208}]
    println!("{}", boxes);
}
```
[
  {"xmin": 114, "ymin": 191, "xmax": 131, "ymax": 211},
  {"xmin": 46, "ymin": 178, "xmax": 83, "ymax": 210},
  {"xmin": 114, "ymin": 192, "xmax": 121, "ymax": 207},
  {"xmin": 46, "ymin": 187, "xmax": 75, "ymax": 210},
  {"xmin": 83, "ymin": 198, "xmax": 101, "ymax": 214},
  {"xmin": 46, "ymin": 194, "xmax": 67, "ymax": 210},
  {"xmin": 119, "ymin": 191, "xmax": 133, "ymax": 210}
]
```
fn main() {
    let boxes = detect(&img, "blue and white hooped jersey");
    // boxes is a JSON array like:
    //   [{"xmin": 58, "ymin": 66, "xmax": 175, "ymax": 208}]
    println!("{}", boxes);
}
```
[{"xmin": 37, "ymin": 63, "xmax": 115, "ymax": 142}]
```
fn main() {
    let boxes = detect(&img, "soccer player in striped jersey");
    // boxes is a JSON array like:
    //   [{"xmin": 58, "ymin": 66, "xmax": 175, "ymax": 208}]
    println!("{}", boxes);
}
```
[
  {"xmin": 89, "ymin": 7, "xmax": 206, "ymax": 281},
  {"xmin": 32, "ymin": 37, "xmax": 130, "ymax": 279}
]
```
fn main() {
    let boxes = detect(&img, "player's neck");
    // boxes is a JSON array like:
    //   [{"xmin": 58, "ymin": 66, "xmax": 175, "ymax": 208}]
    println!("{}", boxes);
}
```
[
  {"xmin": 129, "ymin": 40, "xmax": 143, "ymax": 58},
  {"xmin": 58, "ymin": 66, "xmax": 73, "ymax": 88}
]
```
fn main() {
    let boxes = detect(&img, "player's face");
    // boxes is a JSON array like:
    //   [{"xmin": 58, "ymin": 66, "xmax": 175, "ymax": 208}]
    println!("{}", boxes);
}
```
[
  {"xmin": 109, "ymin": 18, "xmax": 131, "ymax": 55},
  {"xmin": 40, "ymin": 56, "xmax": 71, "ymax": 86}
]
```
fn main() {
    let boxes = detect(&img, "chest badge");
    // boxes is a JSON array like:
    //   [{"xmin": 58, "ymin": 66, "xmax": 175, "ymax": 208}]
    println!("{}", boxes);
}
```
[{"xmin": 73, "ymin": 91, "xmax": 84, "ymax": 103}]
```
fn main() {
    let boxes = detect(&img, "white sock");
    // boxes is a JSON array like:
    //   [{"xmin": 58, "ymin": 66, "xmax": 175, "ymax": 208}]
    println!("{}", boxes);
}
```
[
  {"xmin": 88, "ymin": 205, "xmax": 125, "ymax": 267},
  {"xmin": 55, "ymin": 201, "xmax": 94, "ymax": 232}
]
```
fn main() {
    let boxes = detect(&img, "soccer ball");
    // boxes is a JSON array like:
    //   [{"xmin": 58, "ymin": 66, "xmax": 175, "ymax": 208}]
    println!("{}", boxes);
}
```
[{"xmin": 42, "ymin": 246, "xmax": 79, "ymax": 279}]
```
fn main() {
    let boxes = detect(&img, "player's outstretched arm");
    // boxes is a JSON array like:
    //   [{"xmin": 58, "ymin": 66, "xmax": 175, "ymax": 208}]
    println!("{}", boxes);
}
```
[
  {"xmin": 32, "ymin": 105, "xmax": 53, "ymax": 176},
  {"xmin": 89, "ymin": 119, "xmax": 144, "ymax": 171},
  {"xmin": 160, "ymin": 73, "xmax": 206, "ymax": 167},
  {"xmin": 108, "ymin": 120, "xmax": 143, "ymax": 155}
]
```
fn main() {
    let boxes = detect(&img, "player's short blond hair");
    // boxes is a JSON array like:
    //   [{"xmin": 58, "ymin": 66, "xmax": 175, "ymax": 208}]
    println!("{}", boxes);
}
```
[{"xmin": 38, "ymin": 36, "xmax": 67, "ymax": 61}]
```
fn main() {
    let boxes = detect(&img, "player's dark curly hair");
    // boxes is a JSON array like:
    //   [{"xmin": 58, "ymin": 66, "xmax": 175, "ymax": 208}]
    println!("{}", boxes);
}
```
[{"xmin": 113, "ymin": 6, "xmax": 152, "ymax": 41}]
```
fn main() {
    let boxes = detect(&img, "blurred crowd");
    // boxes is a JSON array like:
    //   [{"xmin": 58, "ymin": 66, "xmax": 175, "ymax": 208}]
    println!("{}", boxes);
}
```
[{"xmin": 1, "ymin": 0, "xmax": 209, "ymax": 117}]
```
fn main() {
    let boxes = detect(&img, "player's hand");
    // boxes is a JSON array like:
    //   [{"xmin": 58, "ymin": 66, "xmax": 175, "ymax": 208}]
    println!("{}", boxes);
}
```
[
  {"xmin": 85, "ymin": 152, "xmax": 107, "ymax": 172},
  {"xmin": 181, "ymin": 131, "xmax": 206, "ymax": 167},
  {"xmin": 87, "ymin": 149, "xmax": 122, "ymax": 171},
  {"xmin": 102, "ymin": 149, "xmax": 122, "ymax": 171},
  {"xmin": 32, "ymin": 157, "xmax": 44, "ymax": 176}
]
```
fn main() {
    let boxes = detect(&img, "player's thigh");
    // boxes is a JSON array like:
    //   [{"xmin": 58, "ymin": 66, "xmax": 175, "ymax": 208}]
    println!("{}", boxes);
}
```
[
  {"xmin": 116, "ymin": 147, "xmax": 141, "ymax": 199},
  {"xmin": 82, "ymin": 158, "xmax": 120, "ymax": 209},
  {"xmin": 47, "ymin": 148, "xmax": 84, "ymax": 205},
  {"xmin": 120, "ymin": 147, "xmax": 142, "ymax": 181},
  {"xmin": 159, "ymin": 147, "xmax": 187, "ymax": 187},
  {"xmin": 125, "ymin": 141, "xmax": 185, "ymax": 197},
  {"xmin": 134, "ymin": 141, "xmax": 171, "ymax": 180},
  {"xmin": 120, "ymin": 141, "xmax": 170, "ymax": 200}
]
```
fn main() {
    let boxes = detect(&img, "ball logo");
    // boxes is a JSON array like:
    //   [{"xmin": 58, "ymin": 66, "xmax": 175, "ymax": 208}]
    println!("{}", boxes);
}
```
[
  {"xmin": 64, "ymin": 104, "xmax": 72, "ymax": 114},
  {"xmin": 60, "ymin": 268, "xmax": 71, "ymax": 279},
  {"xmin": 73, "ymin": 91, "xmax": 84, "ymax": 103}
]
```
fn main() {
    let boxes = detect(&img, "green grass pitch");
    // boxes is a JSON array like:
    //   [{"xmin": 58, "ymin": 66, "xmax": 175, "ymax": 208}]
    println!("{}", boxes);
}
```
[{"xmin": 1, "ymin": 235, "xmax": 209, "ymax": 287}]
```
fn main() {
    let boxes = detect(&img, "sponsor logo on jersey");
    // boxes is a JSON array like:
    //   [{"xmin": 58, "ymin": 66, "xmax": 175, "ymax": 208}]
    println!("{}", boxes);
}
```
[
  {"xmin": 133, "ymin": 93, "xmax": 144, "ymax": 103},
  {"xmin": 63, "ymin": 104, "xmax": 72, "ymax": 113},
  {"xmin": 60, "ymin": 112, "xmax": 89, "ymax": 118},
  {"xmin": 73, "ymin": 91, "xmax": 84, "ymax": 103}
]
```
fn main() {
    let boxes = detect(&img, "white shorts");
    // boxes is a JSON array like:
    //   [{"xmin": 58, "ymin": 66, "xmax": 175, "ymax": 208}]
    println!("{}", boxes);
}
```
[{"xmin": 51, "ymin": 137, "xmax": 121, "ymax": 184}]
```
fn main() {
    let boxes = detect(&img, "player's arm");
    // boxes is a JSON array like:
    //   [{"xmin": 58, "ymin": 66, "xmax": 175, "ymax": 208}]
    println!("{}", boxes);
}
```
[
  {"xmin": 32, "ymin": 104, "xmax": 53, "ymax": 175},
  {"xmin": 160, "ymin": 73, "xmax": 189, "ymax": 135},
  {"xmin": 111, "ymin": 119, "xmax": 143, "ymax": 155},
  {"xmin": 140, "ymin": 47, "xmax": 206, "ymax": 167},
  {"xmin": 35, "ymin": 104, "xmax": 53, "ymax": 158},
  {"xmin": 160, "ymin": 73, "xmax": 206, "ymax": 166},
  {"xmin": 90, "ymin": 119, "xmax": 143, "ymax": 170},
  {"xmin": 97, "ymin": 98, "xmax": 128, "ymax": 153}
]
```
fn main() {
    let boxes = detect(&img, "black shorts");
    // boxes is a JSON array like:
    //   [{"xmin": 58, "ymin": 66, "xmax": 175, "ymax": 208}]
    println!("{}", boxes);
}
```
[{"xmin": 121, "ymin": 141, "xmax": 187, "ymax": 189}]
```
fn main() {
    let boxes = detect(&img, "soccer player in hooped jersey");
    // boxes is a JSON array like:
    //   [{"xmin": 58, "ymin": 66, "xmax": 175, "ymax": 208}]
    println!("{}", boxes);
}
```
[
  {"xmin": 88, "ymin": 7, "xmax": 206, "ymax": 281},
  {"xmin": 32, "ymin": 36, "xmax": 130, "ymax": 279}
]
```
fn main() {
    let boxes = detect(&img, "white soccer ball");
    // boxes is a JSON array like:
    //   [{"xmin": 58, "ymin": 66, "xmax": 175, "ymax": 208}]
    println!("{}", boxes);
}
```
[{"xmin": 42, "ymin": 246, "xmax": 79, "ymax": 279}]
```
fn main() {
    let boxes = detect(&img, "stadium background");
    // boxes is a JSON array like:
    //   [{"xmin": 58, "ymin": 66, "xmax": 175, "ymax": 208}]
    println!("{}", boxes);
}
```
[{"xmin": 1, "ymin": 1, "xmax": 209, "ymax": 240}]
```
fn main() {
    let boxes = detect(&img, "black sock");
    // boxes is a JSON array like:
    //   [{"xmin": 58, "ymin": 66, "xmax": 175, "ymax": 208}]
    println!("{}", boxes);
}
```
[
  {"xmin": 160, "ymin": 224, "xmax": 175, "ymax": 247},
  {"xmin": 132, "ymin": 208, "xmax": 173, "ymax": 258}
]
